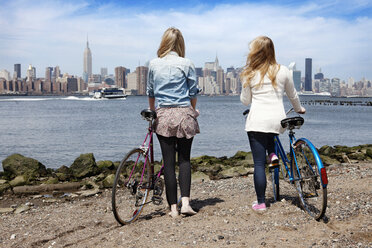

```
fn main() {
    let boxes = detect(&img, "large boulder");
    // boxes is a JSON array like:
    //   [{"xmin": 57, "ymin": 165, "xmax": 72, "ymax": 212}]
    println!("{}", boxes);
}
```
[
  {"xmin": 2, "ymin": 154, "xmax": 47, "ymax": 180},
  {"xmin": 97, "ymin": 160, "xmax": 115, "ymax": 170},
  {"xmin": 56, "ymin": 165, "xmax": 72, "ymax": 181},
  {"xmin": 70, "ymin": 153, "xmax": 99, "ymax": 179},
  {"xmin": 102, "ymin": 174, "xmax": 115, "ymax": 188}
]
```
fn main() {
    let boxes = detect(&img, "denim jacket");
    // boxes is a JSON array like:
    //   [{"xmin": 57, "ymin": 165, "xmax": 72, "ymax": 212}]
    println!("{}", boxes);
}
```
[{"xmin": 146, "ymin": 51, "xmax": 199, "ymax": 107}]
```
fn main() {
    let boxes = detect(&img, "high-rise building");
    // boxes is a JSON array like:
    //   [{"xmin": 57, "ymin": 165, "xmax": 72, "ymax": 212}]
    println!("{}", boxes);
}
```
[
  {"xmin": 0, "ymin": 69, "xmax": 11, "ymax": 81},
  {"xmin": 26, "ymin": 64, "xmax": 36, "ymax": 81},
  {"xmin": 83, "ymin": 38, "xmax": 92, "ymax": 82},
  {"xmin": 53, "ymin": 66, "xmax": 61, "ymax": 80},
  {"xmin": 101, "ymin": 67, "xmax": 108, "ymax": 78},
  {"xmin": 115, "ymin": 66, "xmax": 126, "ymax": 88},
  {"xmin": 45, "ymin": 67, "xmax": 53, "ymax": 81},
  {"xmin": 136, "ymin": 66, "xmax": 148, "ymax": 95},
  {"xmin": 289, "ymin": 62, "xmax": 301, "ymax": 91},
  {"xmin": 14, "ymin": 64, "xmax": 21, "ymax": 79},
  {"xmin": 314, "ymin": 68, "xmax": 324, "ymax": 80},
  {"xmin": 305, "ymin": 58, "xmax": 312, "ymax": 91}
]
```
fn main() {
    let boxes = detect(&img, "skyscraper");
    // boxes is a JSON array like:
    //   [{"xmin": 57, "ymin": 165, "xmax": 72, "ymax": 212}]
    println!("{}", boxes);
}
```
[
  {"xmin": 136, "ymin": 66, "xmax": 148, "ymax": 95},
  {"xmin": 289, "ymin": 62, "xmax": 301, "ymax": 91},
  {"xmin": 83, "ymin": 38, "xmax": 92, "ymax": 82},
  {"xmin": 115, "ymin": 66, "xmax": 126, "ymax": 88},
  {"xmin": 305, "ymin": 58, "xmax": 312, "ymax": 92},
  {"xmin": 14, "ymin": 64, "xmax": 21, "ymax": 79},
  {"xmin": 101, "ymin": 67, "xmax": 108, "ymax": 78},
  {"xmin": 45, "ymin": 67, "xmax": 53, "ymax": 81}
]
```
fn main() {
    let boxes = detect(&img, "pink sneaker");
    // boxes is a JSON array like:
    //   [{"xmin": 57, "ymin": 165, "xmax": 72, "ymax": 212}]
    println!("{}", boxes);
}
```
[
  {"xmin": 268, "ymin": 153, "xmax": 279, "ymax": 168},
  {"xmin": 252, "ymin": 201, "xmax": 267, "ymax": 211}
]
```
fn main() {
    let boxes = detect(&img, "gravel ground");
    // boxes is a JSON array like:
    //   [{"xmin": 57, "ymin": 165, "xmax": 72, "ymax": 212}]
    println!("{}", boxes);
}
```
[{"xmin": 0, "ymin": 162, "xmax": 371, "ymax": 248}]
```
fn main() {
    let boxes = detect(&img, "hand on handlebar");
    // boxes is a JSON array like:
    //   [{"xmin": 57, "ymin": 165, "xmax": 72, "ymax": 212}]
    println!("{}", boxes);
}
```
[{"xmin": 297, "ymin": 107, "xmax": 306, "ymax": 114}]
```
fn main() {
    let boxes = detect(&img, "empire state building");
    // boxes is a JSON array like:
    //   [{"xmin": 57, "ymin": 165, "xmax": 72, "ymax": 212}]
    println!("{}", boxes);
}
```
[{"xmin": 83, "ymin": 39, "xmax": 92, "ymax": 82}]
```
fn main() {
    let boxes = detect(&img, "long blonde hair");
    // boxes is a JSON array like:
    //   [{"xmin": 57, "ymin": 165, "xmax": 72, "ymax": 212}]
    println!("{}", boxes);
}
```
[
  {"xmin": 241, "ymin": 36, "xmax": 280, "ymax": 88},
  {"xmin": 157, "ymin": 27, "xmax": 185, "ymax": 58}
]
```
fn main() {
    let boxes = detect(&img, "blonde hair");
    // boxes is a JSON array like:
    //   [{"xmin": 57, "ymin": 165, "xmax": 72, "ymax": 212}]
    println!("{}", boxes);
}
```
[
  {"xmin": 241, "ymin": 36, "xmax": 280, "ymax": 88},
  {"xmin": 157, "ymin": 27, "xmax": 185, "ymax": 58}
]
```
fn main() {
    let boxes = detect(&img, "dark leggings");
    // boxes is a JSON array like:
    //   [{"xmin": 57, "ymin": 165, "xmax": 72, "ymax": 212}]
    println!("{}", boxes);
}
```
[
  {"xmin": 157, "ymin": 134, "xmax": 194, "ymax": 206},
  {"xmin": 248, "ymin": 131, "xmax": 276, "ymax": 204}
]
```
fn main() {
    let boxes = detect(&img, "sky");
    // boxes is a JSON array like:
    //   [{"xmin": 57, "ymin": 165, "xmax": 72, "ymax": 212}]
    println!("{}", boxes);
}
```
[{"xmin": 0, "ymin": 0, "xmax": 371, "ymax": 81}]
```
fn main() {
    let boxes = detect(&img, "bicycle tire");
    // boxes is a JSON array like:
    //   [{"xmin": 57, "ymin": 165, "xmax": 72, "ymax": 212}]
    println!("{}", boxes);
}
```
[
  {"xmin": 112, "ymin": 148, "xmax": 151, "ymax": 225},
  {"xmin": 292, "ymin": 139, "xmax": 327, "ymax": 220},
  {"xmin": 271, "ymin": 167, "xmax": 280, "ymax": 201}
]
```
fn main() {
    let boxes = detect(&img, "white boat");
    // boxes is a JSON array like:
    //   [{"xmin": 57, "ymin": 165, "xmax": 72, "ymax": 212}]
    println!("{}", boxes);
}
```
[{"xmin": 92, "ymin": 88, "xmax": 127, "ymax": 99}]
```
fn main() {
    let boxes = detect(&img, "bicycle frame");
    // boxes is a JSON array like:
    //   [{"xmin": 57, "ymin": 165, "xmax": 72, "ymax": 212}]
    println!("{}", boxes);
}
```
[{"xmin": 130, "ymin": 119, "xmax": 164, "ymax": 186}]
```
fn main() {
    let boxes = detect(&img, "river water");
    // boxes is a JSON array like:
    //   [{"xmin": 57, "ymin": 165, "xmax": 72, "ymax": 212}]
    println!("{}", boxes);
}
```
[{"xmin": 0, "ymin": 95, "xmax": 371, "ymax": 170}]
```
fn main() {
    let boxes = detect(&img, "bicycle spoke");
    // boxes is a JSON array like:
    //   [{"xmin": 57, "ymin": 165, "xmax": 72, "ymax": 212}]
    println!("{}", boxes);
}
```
[
  {"xmin": 112, "ymin": 149, "xmax": 151, "ymax": 225},
  {"xmin": 293, "ymin": 140, "xmax": 327, "ymax": 220}
]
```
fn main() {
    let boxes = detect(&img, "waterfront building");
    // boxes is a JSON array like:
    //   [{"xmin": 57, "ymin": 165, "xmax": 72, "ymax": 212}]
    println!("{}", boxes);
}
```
[
  {"xmin": 331, "ymin": 78, "xmax": 341, "ymax": 96},
  {"xmin": 136, "ymin": 66, "xmax": 148, "ymax": 95},
  {"xmin": 217, "ymin": 68, "xmax": 224, "ymax": 94},
  {"xmin": 126, "ymin": 72, "xmax": 137, "ymax": 95},
  {"xmin": 314, "ymin": 68, "xmax": 324, "ymax": 80},
  {"xmin": 26, "ymin": 64, "xmax": 36, "ymax": 81},
  {"xmin": 14, "ymin": 64, "xmax": 21, "ymax": 79},
  {"xmin": 83, "ymin": 38, "xmax": 92, "ymax": 82},
  {"xmin": 305, "ymin": 58, "xmax": 312, "ymax": 91},
  {"xmin": 288, "ymin": 62, "xmax": 301, "ymax": 92},
  {"xmin": 53, "ymin": 66, "xmax": 61, "ymax": 81},
  {"xmin": 0, "ymin": 69, "xmax": 11, "ymax": 81},
  {"xmin": 115, "ymin": 66, "xmax": 126, "ymax": 88},
  {"xmin": 45, "ymin": 67, "xmax": 53, "ymax": 82},
  {"xmin": 101, "ymin": 67, "xmax": 108, "ymax": 78}
]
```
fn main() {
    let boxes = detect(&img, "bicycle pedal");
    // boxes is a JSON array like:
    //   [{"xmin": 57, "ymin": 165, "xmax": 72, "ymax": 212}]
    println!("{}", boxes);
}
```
[{"xmin": 152, "ymin": 196, "xmax": 163, "ymax": 205}]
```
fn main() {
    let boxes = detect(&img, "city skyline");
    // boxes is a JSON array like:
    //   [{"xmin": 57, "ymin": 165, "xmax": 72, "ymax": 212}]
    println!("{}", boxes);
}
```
[{"xmin": 0, "ymin": 0, "xmax": 371, "ymax": 81}]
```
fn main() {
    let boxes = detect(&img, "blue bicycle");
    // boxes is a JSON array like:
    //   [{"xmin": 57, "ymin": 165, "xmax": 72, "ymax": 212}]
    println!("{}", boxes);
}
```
[{"xmin": 244, "ymin": 108, "xmax": 328, "ymax": 220}]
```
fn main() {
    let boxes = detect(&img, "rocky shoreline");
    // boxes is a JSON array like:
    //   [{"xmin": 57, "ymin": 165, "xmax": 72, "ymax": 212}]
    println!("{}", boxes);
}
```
[
  {"xmin": 1, "ymin": 144, "xmax": 372, "ymax": 199},
  {"xmin": 0, "ymin": 146, "xmax": 371, "ymax": 247}
]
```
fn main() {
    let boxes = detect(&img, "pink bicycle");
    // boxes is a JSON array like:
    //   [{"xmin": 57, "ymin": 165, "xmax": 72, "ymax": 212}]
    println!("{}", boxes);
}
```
[{"xmin": 112, "ymin": 109, "xmax": 166, "ymax": 225}]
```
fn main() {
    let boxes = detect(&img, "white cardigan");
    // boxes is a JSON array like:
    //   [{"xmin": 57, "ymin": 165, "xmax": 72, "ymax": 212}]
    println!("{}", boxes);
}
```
[{"xmin": 240, "ymin": 65, "xmax": 302, "ymax": 134}]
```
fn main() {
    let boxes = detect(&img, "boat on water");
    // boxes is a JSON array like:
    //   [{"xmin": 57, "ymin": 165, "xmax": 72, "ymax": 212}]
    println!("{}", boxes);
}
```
[{"xmin": 92, "ymin": 88, "xmax": 127, "ymax": 99}]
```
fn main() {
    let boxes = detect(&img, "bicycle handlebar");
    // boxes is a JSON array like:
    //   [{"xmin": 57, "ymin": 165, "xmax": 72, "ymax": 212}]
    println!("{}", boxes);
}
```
[{"xmin": 243, "ymin": 107, "xmax": 299, "ymax": 116}]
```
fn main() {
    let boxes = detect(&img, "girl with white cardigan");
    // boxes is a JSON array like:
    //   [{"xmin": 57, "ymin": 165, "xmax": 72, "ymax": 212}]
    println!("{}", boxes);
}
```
[{"xmin": 240, "ymin": 36, "xmax": 306, "ymax": 211}]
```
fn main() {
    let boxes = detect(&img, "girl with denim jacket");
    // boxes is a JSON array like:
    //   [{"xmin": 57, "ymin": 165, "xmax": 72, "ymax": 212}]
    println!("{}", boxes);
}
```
[
  {"xmin": 240, "ymin": 36, "xmax": 306, "ymax": 211},
  {"xmin": 147, "ymin": 27, "xmax": 200, "ymax": 218}
]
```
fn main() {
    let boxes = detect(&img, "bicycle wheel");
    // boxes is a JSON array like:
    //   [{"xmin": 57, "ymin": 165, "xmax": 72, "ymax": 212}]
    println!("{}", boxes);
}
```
[
  {"xmin": 112, "ymin": 148, "xmax": 151, "ymax": 225},
  {"xmin": 293, "ymin": 139, "xmax": 327, "ymax": 220},
  {"xmin": 270, "ymin": 167, "xmax": 280, "ymax": 201}
]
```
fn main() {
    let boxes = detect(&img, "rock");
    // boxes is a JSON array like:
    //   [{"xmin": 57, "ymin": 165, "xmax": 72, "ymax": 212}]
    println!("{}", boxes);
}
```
[
  {"xmin": 348, "ymin": 152, "xmax": 366, "ymax": 161},
  {"xmin": 218, "ymin": 166, "xmax": 254, "ymax": 179},
  {"xmin": 2, "ymin": 154, "xmax": 47, "ymax": 180},
  {"xmin": 45, "ymin": 177, "xmax": 59, "ymax": 184},
  {"xmin": 14, "ymin": 205, "xmax": 30, "ymax": 214},
  {"xmin": 0, "ymin": 208, "xmax": 15, "ymax": 214},
  {"xmin": 9, "ymin": 175, "xmax": 27, "ymax": 187},
  {"xmin": 318, "ymin": 145, "xmax": 335, "ymax": 156},
  {"xmin": 365, "ymin": 148, "xmax": 372, "ymax": 159},
  {"xmin": 192, "ymin": 171, "xmax": 210, "ymax": 182},
  {"xmin": 102, "ymin": 174, "xmax": 115, "ymax": 188},
  {"xmin": 70, "ymin": 153, "xmax": 99, "ymax": 179},
  {"xmin": 0, "ymin": 179, "xmax": 7, "ymax": 184},
  {"xmin": 0, "ymin": 183, "xmax": 11, "ymax": 195},
  {"xmin": 319, "ymin": 155, "xmax": 339, "ymax": 166},
  {"xmin": 97, "ymin": 160, "xmax": 115, "ymax": 170},
  {"xmin": 56, "ymin": 165, "xmax": 72, "ymax": 181},
  {"xmin": 77, "ymin": 188, "xmax": 100, "ymax": 197}
]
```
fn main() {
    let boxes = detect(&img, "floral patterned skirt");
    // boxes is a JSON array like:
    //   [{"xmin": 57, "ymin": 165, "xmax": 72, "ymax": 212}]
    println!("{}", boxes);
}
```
[{"xmin": 154, "ymin": 106, "xmax": 200, "ymax": 139}]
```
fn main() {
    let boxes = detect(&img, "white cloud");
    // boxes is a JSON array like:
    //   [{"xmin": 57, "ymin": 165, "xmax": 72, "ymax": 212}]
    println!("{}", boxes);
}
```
[{"xmin": 0, "ymin": 0, "xmax": 371, "ymax": 81}]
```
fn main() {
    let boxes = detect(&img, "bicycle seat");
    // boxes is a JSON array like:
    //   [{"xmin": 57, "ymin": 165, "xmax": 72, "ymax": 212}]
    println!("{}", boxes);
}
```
[
  {"xmin": 141, "ymin": 109, "xmax": 157, "ymax": 121},
  {"xmin": 281, "ymin": 116, "xmax": 304, "ymax": 129}
]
